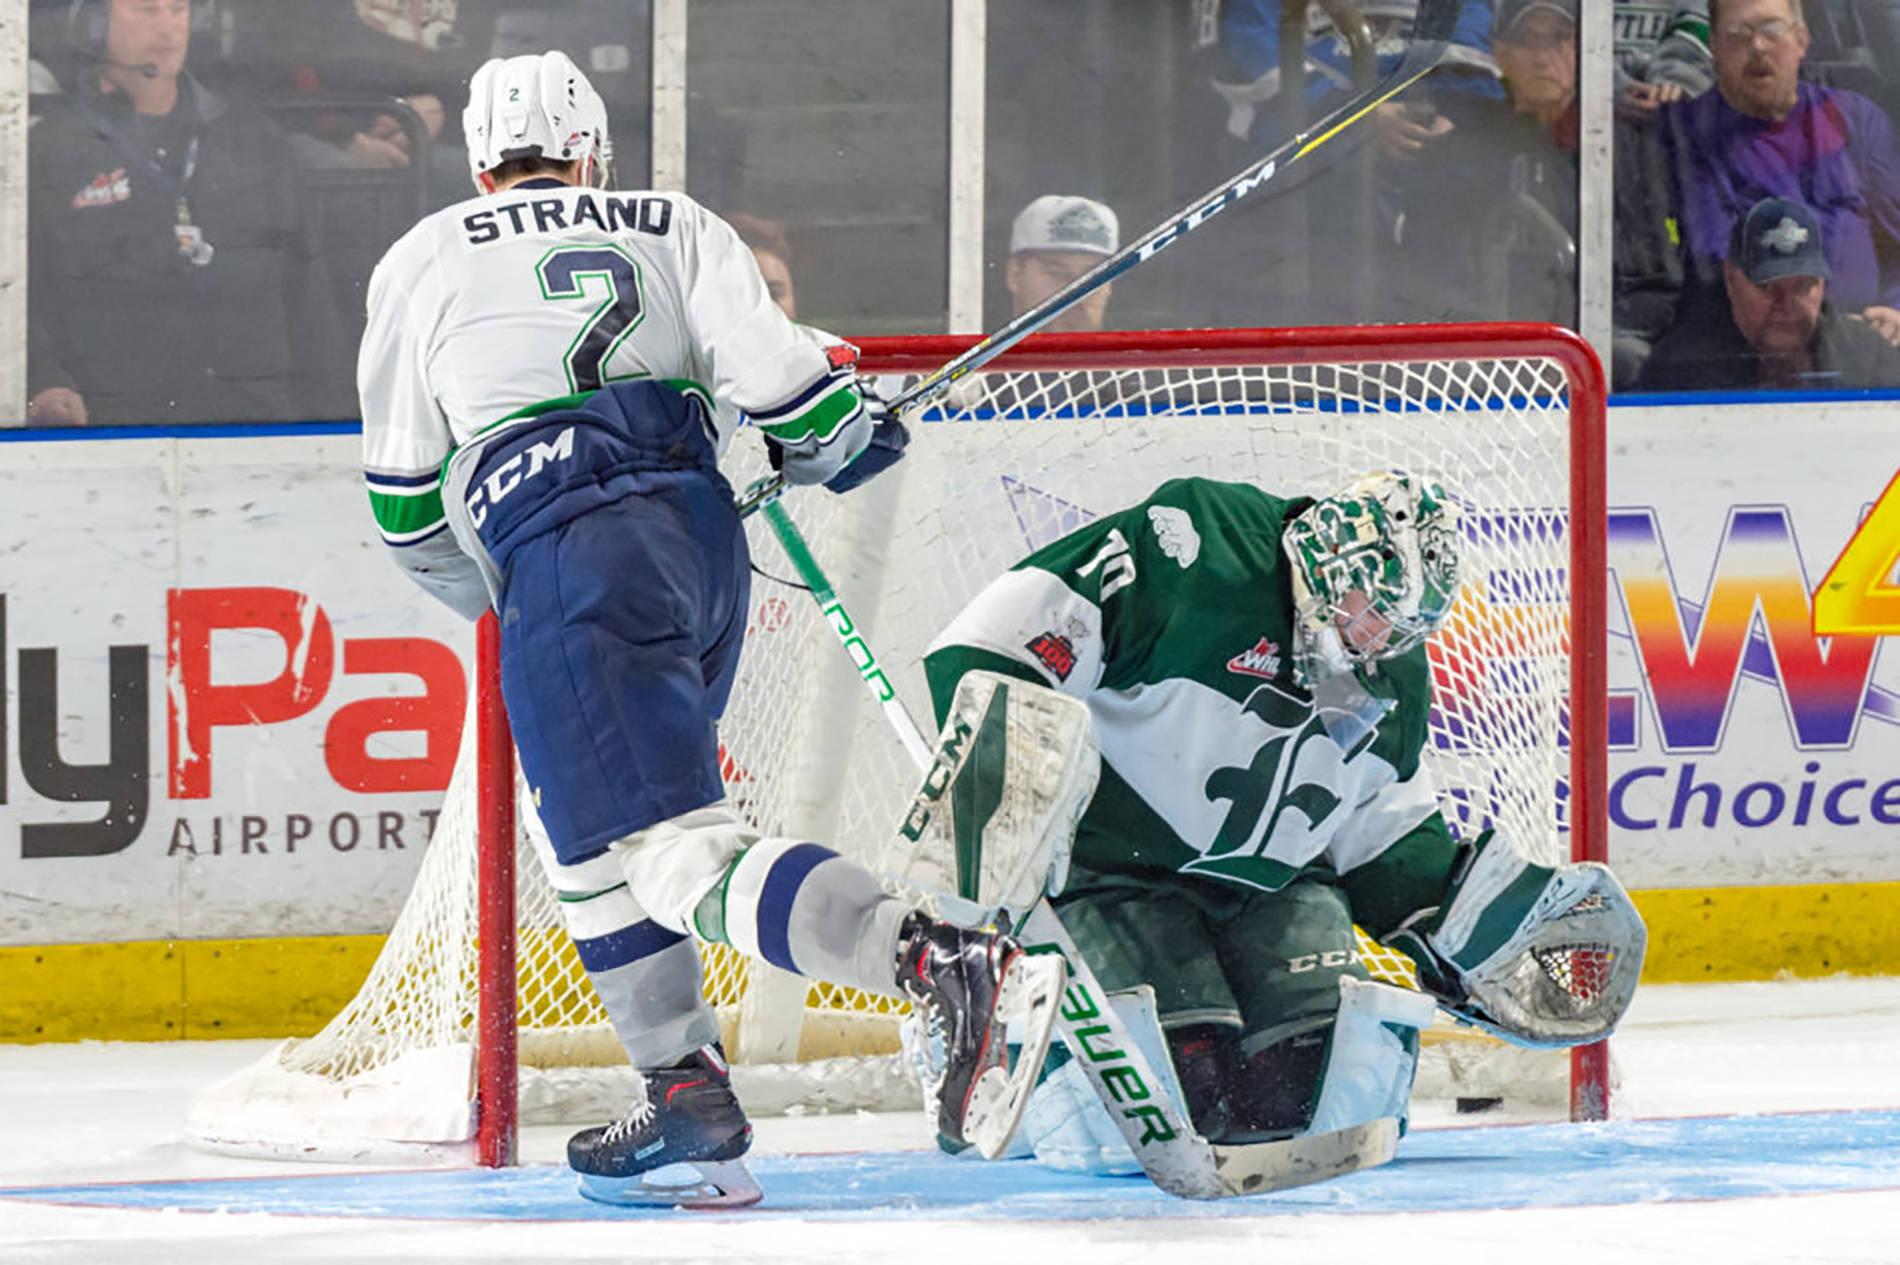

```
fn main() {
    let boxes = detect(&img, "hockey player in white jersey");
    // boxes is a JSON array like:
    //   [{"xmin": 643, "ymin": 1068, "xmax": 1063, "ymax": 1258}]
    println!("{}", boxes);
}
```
[{"xmin": 356, "ymin": 51, "xmax": 1061, "ymax": 1207}]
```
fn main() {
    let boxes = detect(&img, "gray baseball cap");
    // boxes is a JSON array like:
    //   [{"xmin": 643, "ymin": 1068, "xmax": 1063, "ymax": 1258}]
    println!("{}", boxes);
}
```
[
  {"xmin": 1494, "ymin": 0, "xmax": 1577, "ymax": 33},
  {"xmin": 1728, "ymin": 197, "xmax": 1831, "ymax": 285},
  {"xmin": 1009, "ymin": 195, "xmax": 1119, "ymax": 257}
]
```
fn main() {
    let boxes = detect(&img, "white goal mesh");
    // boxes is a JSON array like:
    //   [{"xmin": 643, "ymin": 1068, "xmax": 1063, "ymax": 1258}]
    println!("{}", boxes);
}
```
[{"xmin": 188, "ymin": 325, "xmax": 1606, "ymax": 1159}]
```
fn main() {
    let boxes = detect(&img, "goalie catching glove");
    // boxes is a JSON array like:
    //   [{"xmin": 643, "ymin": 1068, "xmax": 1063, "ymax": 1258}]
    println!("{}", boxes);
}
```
[{"xmin": 1384, "ymin": 830, "xmax": 1647, "ymax": 1049}]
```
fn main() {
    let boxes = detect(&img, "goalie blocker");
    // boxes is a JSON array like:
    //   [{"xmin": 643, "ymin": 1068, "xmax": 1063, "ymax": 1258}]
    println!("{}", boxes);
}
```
[
  {"xmin": 886, "ymin": 669, "xmax": 1101, "ymax": 920},
  {"xmin": 886, "ymin": 670, "xmax": 1100, "ymax": 1158}
]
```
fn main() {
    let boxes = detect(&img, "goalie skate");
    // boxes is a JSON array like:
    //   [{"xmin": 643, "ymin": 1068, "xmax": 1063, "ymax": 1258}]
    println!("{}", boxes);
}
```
[
  {"xmin": 569, "ymin": 1045, "xmax": 763, "ymax": 1209},
  {"xmin": 896, "ymin": 912, "xmax": 1064, "ymax": 1160}
]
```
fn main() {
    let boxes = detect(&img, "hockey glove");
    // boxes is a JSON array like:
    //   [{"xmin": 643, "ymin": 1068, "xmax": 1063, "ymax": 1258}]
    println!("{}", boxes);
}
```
[
  {"xmin": 1383, "ymin": 830, "xmax": 1647, "ymax": 1049},
  {"xmin": 762, "ymin": 389, "xmax": 874, "ymax": 487},
  {"xmin": 824, "ymin": 386, "xmax": 908, "ymax": 494}
]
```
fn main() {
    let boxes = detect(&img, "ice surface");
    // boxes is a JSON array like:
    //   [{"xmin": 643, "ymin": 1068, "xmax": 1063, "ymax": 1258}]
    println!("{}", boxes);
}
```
[{"xmin": 1, "ymin": 976, "xmax": 1896, "ymax": 1264}]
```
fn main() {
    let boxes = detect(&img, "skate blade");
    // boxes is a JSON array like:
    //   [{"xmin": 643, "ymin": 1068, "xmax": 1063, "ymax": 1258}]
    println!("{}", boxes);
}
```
[
  {"xmin": 577, "ymin": 1158, "xmax": 763, "ymax": 1209},
  {"xmin": 964, "ymin": 952, "xmax": 1065, "ymax": 1160}
]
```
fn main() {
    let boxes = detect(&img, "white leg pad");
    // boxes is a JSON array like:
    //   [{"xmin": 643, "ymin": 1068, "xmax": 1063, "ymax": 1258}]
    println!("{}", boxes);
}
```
[{"xmin": 1305, "ymin": 976, "xmax": 1437, "ymax": 1138}]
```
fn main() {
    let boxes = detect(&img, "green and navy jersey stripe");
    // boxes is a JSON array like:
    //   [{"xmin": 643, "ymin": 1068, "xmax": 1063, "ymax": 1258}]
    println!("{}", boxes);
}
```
[
  {"xmin": 366, "ymin": 467, "xmax": 448, "ymax": 546},
  {"xmin": 748, "ymin": 365, "xmax": 863, "ymax": 445}
]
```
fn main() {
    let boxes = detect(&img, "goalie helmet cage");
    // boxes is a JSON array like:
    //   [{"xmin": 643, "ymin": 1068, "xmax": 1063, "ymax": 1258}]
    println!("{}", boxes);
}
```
[{"xmin": 188, "ymin": 322, "xmax": 1608, "ymax": 1169}]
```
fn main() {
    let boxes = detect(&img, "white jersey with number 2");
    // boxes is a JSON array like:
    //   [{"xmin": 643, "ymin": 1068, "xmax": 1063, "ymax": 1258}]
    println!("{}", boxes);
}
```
[{"xmin": 356, "ymin": 182, "xmax": 856, "ymax": 617}]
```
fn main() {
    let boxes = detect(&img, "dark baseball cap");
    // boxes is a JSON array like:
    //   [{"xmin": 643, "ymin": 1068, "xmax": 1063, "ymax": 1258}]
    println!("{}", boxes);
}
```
[{"xmin": 1728, "ymin": 197, "xmax": 1831, "ymax": 285}]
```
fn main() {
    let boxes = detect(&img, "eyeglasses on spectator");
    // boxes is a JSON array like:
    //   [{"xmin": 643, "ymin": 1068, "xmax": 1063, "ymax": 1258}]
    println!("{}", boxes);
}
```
[{"xmin": 1713, "ymin": 17, "xmax": 1801, "ymax": 47}]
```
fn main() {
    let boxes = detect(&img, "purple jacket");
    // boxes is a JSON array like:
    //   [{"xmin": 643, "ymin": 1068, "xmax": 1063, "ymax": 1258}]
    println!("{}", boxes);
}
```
[{"xmin": 1660, "ymin": 80, "xmax": 1900, "ymax": 312}]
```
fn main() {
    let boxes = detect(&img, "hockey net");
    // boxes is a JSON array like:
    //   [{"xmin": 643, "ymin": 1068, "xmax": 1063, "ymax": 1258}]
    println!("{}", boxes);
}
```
[{"xmin": 188, "ymin": 324, "xmax": 1608, "ymax": 1163}]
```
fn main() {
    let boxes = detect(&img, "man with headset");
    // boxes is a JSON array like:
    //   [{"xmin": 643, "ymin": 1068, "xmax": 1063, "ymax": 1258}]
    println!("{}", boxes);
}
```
[{"xmin": 27, "ymin": 0, "xmax": 346, "ymax": 425}]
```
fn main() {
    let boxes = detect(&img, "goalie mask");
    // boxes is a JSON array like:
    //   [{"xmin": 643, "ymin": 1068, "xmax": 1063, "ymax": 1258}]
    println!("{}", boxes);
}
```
[
  {"xmin": 464, "ymin": 50, "xmax": 613, "ymax": 191},
  {"xmin": 1283, "ymin": 471, "xmax": 1462, "ymax": 688}
]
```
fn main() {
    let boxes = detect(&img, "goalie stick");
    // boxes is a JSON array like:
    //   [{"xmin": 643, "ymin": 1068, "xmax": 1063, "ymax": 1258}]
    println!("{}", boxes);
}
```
[
  {"xmin": 733, "ymin": 0, "xmax": 1460, "ymax": 520},
  {"xmin": 757, "ymin": 501, "xmax": 1400, "ymax": 1200}
]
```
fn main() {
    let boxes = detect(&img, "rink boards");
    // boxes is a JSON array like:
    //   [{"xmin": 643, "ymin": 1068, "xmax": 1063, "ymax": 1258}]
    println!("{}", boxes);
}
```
[{"xmin": 4, "ymin": 1109, "xmax": 1897, "ymax": 1223}]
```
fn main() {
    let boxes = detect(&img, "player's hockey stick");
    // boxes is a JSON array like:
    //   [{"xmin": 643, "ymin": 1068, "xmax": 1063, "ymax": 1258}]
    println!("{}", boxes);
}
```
[
  {"xmin": 732, "ymin": 0, "xmax": 1459, "ymax": 521},
  {"xmin": 758, "ymin": 500, "xmax": 1399, "ymax": 1199}
]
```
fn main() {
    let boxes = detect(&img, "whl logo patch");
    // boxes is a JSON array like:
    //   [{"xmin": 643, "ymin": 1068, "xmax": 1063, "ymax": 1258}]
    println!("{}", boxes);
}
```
[
  {"xmin": 73, "ymin": 168, "xmax": 132, "ymax": 209},
  {"xmin": 1226, "ymin": 637, "xmax": 1281, "ymax": 679}
]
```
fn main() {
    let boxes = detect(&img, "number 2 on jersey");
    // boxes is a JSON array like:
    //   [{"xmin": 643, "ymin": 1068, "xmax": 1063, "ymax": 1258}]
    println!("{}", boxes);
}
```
[{"xmin": 537, "ymin": 245, "xmax": 646, "ymax": 393}]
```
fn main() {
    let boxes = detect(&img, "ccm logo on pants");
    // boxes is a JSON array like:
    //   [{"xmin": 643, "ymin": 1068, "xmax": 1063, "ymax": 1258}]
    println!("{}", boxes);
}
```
[{"xmin": 467, "ymin": 427, "xmax": 577, "ymax": 528}]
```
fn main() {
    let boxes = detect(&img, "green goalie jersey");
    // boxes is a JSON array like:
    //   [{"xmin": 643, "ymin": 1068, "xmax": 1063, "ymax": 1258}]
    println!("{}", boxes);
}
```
[{"xmin": 922, "ymin": 477, "xmax": 1457, "ymax": 936}]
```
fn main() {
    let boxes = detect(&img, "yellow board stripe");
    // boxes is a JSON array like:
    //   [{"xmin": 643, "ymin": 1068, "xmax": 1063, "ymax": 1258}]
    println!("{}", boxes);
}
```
[
  {"xmin": 0, "ymin": 936, "xmax": 385, "ymax": 1043},
  {"xmin": 3, "ymin": 880, "xmax": 1897, "ymax": 1042},
  {"xmin": 1629, "ymin": 880, "xmax": 1900, "ymax": 983}
]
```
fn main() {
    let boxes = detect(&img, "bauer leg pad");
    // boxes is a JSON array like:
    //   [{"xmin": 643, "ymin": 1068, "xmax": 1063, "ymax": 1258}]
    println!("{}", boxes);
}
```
[{"xmin": 1019, "ymin": 986, "xmax": 1189, "ymax": 1176}]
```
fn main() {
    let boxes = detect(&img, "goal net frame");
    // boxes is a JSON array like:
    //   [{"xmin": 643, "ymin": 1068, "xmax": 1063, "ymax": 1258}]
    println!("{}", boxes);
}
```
[
  {"xmin": 471, "ymin": 321, "xmax": 1610, "ymax": 1163},
  {"xmin": 191, "ymin": 322, "xmax": 1610, "ymax": 1169}
]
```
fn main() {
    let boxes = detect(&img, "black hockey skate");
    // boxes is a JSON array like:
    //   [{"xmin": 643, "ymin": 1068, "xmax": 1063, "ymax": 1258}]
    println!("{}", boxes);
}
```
[
  {"xmin": 896, "ymin": 912, "xmax": 1064, "ymax": 1160},
  {"xmin": 568, "ymin": 1044, "xmax": 761, "ymax": 1208}
]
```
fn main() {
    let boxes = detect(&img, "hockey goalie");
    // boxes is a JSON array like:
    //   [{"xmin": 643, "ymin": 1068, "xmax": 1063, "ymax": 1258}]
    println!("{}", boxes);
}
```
[{"xmin": 918, "ymin": 470, "xmax": 1647, "ymax": 1178}]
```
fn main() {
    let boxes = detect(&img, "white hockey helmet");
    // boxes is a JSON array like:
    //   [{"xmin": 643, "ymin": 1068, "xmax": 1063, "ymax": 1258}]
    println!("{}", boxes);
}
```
[
  {"xmin": 1283, "ymin": 470, "xmax": 1463, "ymax": 683},
  {"xmin": 463, "ymin": 50, "xmax": 613, "ymax": 191}
]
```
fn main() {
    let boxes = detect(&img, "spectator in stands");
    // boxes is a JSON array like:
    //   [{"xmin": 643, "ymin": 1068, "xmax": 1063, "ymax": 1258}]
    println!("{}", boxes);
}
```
[
  {"xmin": 1656, "ymin": 0, "xmax": 1900, "ymax": 345},
  {"xmin": 1639, "ymin": 196, "xmax": 1900, "ymax": 388},
  {"xmin": 220, "ymin": 0, "xmax": 494, "ymax": 189},
  {"xmin": 1006, "ymin": 195, "xmax": 1119, "ymax": 332},
  {"xmin": 233, "ymin": 3, "xmax": 665, "ymax": 211},
  {"xmin": 1379, "ymin": 0, "xmax": 1579, "ymax": 323},
  {"xmin": 1616, "ymin": 1, "xmax": 1715, "ymax": 117},
  {"xmin": 26, "ymin": 0, "xmax": 346, "ymax": 426},
  {"xmin": 334, "ymin": 93, "xmax": 448, "ymax": 173},
  {"xmin": 1195, "ymin": 1, "xmax": 1500, "ymax": 153},
  {"xmin": 728, "ymin": 213, "xmax": 798, "ymax": 320}
]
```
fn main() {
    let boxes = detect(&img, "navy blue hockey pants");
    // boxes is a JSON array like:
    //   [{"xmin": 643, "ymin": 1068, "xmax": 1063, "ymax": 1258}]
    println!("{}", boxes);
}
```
[{"xmin": 463, "ymin": 381, "xmax": 751, "ymax": 865}]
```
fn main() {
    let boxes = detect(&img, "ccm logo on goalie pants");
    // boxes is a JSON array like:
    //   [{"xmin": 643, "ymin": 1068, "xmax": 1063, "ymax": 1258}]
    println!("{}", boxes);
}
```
[{"xmin": 1287, "ymin": 948, "xmax": 1356, "ymax": 973}]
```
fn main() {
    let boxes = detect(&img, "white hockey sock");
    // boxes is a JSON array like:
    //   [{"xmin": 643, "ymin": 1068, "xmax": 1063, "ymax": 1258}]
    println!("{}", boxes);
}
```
[
  {"xmin": 612, "ymin": 800, "xmax": 910, "ymax": 995},
  {"xmin": 707, "ymin": 837, "xmax": 911, "ymax": 995},
  {"xmin": 530, "ymin": 824, "xmax": 719, "ymax": 1068}
]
